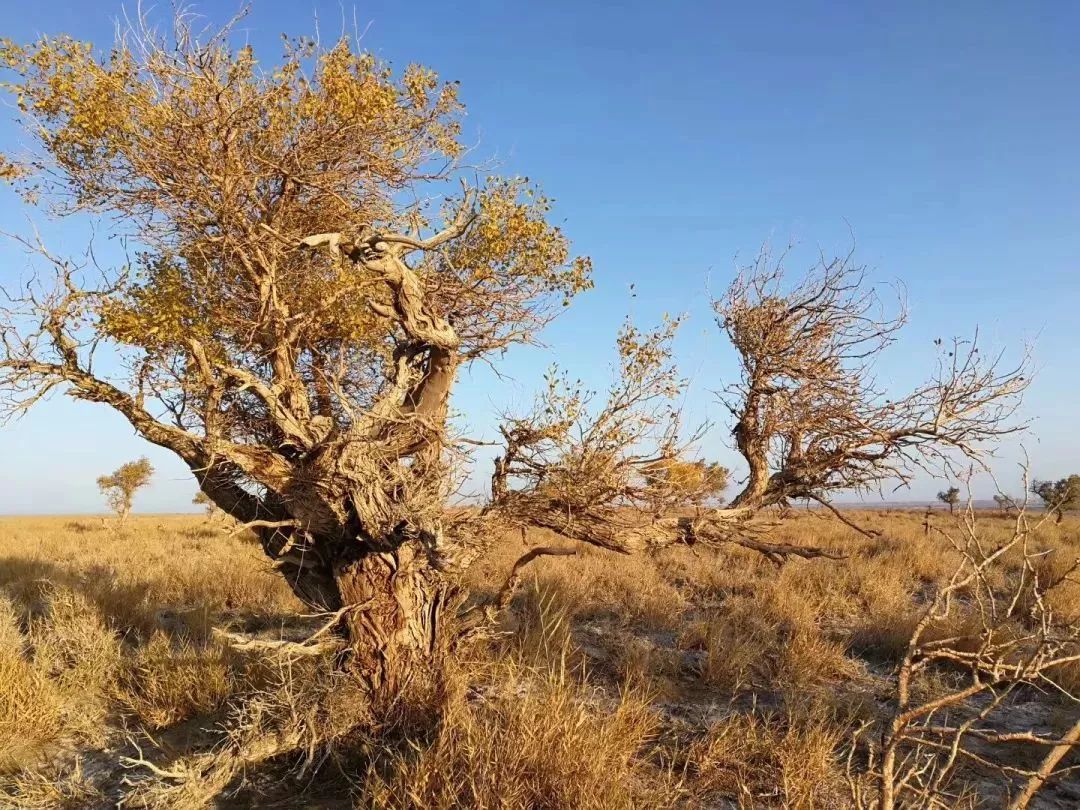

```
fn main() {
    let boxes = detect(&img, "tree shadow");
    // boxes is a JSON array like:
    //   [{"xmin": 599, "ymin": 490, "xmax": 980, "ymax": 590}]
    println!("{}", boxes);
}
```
[{"xmin": 0, "ymin": 554, "xmax": 308, "ymax": 646}]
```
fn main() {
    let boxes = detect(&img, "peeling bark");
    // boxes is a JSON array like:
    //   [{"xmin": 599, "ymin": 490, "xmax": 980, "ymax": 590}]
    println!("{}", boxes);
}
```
[{"xmin": 334, "ymin": 540, "xmax": 449, "ymax": 706}]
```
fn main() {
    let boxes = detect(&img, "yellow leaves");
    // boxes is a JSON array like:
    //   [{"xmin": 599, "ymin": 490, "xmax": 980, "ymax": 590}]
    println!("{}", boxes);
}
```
[
  {"xmin": 1, "ymin": 34, "xmax": 141, "ymax": 176},
  {"xmin": 0, "ymin": 153, "xmax": 27, "ymax": 182},
  {"xmin": 315, "ymin": 41, "xmax": 395, "ymax": 125},
  {"xmin": 615, "ymin": 314, "xmax": 683, "ymax": 390},
  {"xmin": 0, "ymin": 38, "xmax": 27, "ymax": 70},
  {"xmin": 403, "ymin": 63, "xmax": 438, "ymax": 107},
  {"xmin": 1, "ymin": 30, "xmax": 465, "ymax": 224},
  {"xmin": 643, "ymin": 458, "xmax": 729, "ymax": 504},
  {"xmin": 4, "ymin": 19, "xmax": 586, "ymax": 389},
  {"xmin": 448, "ymin": 178, "xmax": 592, "ymax": 298},
  {"xmin": 98, "ymin": 261, "xmax": 209, "ymax": 351}
]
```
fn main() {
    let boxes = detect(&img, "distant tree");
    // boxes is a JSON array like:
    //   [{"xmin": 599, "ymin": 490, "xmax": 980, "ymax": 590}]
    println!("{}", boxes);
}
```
[
  {"xmin": 1030, "ymin": 475, "xmax": 1080, "ymax": 524},
  {"xmin": 992, "ymin": 493, "xmax": 1016, "ymax": 516},
  {"xmin": 97, "ymin": 457, "xmax": 154, "ymax": 524},
  {"xmin": 937, "ymin": 486, "xmax": 961, "ymax": 514},
  {"xmin": 193, "ymin": 491, "xmax": 223, "ymax": 522},
  {"xmin": 713, "ymin": 247, "xmax": 1028, "ymax": 513}
]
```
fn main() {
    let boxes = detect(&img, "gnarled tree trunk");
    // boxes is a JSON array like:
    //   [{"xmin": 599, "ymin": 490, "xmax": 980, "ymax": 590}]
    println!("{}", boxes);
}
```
[
  {"xmin": 334, "ymin": 540, "xmax": 450, "ymax": 707},
  {"xmin": 258, "ymin": 521, "xmax": 455, "ymax": 709},
  {"xmin": 728, "ymin": 398, "xmax": 771, "ymax": 509}
]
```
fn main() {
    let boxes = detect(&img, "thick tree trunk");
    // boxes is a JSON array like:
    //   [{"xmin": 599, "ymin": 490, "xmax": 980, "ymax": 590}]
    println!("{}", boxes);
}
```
[
  {"xmin": 333, "ymin": 539, "xmax": 450, "ymax": 710},
  {"xmin": 262, "ymin": 528, "xmax": 453, "ymax": 712}
]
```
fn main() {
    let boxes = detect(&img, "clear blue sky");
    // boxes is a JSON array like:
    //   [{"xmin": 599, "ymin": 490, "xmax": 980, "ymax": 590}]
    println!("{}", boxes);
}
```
[{"xmin": 0, "ymin": 1, "xmax": 1076, "ymax": 513}]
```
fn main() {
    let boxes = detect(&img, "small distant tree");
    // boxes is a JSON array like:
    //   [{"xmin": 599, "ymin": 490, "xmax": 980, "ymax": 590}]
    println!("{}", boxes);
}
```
[
  {"xmin": 96, "ymin": 457, "xmax": 154, "ymax": 524},
  {"xmin": 1030, "ymin": 475, "xmax": 1080, "ymax": 524},
  {"xmin": 992, "ymin": 493, "xmax": 1015, "ymax": 516},
  {"xmin": 193, "ymin": 491, "xmax": 223, "ymax": 523},
  {"xmin": 937, "ymin": 487, "xmax": 960, "ymax": 514}
]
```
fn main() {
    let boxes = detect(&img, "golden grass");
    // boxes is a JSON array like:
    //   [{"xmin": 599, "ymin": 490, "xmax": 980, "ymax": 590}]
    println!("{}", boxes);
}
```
[
  {"xmin": 682, "ymin": 707, "xmax": 848, "ymax": 808},
  {"xmin": 364, "ymin": 660, "xmax": 668, "ymax": 809},
  {"xmin": 0, "ymin": 515, "xmax": 301, "ymax": 777},
  {"xmin": 0, "ymin": 509, "xmax": 1076, "ymax": 806}
]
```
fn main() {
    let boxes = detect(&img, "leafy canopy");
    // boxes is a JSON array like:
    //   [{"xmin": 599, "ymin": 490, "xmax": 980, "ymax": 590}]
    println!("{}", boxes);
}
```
[
  {"xmin": 0, "ymin": 14, "xmax": 591, "ymax": 513},
  {"xmin": 96, "ymin": 457, "xmax": 154, "ymax": 516}
]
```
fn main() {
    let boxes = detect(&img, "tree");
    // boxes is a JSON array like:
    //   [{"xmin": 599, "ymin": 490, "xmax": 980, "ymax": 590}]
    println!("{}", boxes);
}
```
[
  {"xmin": 1030, "ymin": 475, "xmax": 1080, "ymax": 524},
  {"xmin": 992, "ymin": 493, "xmax": 1015, "ymax": 516},
  {"xmin": 96, "ymin": 457, "xmax": 154, "ymax": 523},
  {"xmin": 193, "ymin": 490, "xmax": 223, "ymax": 522},
  {"xmin": 937, "ymin": 486, "xmax": 960, "ymax": 514},
  {"xmin": 489, "ymin": 320, "xmax": 835, "ymax": 565},
  {"xmin": 490, "ymin": 318, "xmax": 708, "ymax": 551},
  {"xmin": 714, "ymin": 246, "xmax": 1028, "ymax": 513},
  {"xmin": 0, "ymin": 15, "xmax": 592, "ymax": 705}
]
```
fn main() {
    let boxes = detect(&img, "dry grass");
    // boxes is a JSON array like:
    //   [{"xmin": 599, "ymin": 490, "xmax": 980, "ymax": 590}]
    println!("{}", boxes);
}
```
[
  {"xmin": 0, "ymin": 515, "xmax": 300, "ymax": 779},
  {"xmin": 682, "ymin": 707, "xmax": 848, "ymax": 808},
  {"xmin": 364, "ymin": 661, "xmax": 668, "ymax": 809},
  {"xmin": 0, "ymin": 509, "xmax": 1076, "ymax": 807}
]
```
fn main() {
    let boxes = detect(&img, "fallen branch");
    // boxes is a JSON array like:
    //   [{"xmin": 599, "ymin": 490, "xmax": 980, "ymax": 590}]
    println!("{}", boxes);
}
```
[
  {"xmin": 1007, "ymin": 717, "xmax": 1080, "ymax": 810},
  {"xmin": 724, "ymin": 534, "xmax": 847, "ymax": 566},
  {"xmin": 809, "ymin": 496, "xmax": 882, "ymax": 539},
  {"xmin": 211, "ymin": 628, "xmax": 342, "ymax": 657},
  {"xmin": 211, "ymin": 600, "xmax": 374, "ymax": 658}
]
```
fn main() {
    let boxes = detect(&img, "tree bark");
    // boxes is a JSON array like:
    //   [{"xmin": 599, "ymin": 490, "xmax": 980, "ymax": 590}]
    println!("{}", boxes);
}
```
[
  {"xmin": 729, "ymin": 400, "xmax": 770, "ymax": 509},
  {"xmin": 333, "ymin": 539, "xmax": 449, "ymax": 709},
  {"xmin": 255, "ymin": 524, "xmax": 453, "ymax": 711}
]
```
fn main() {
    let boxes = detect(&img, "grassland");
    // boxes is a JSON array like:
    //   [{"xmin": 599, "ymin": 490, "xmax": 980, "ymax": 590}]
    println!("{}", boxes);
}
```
[{"xmin": 0, "ymin": 510, "xmax": 1077, "ymax": 808}]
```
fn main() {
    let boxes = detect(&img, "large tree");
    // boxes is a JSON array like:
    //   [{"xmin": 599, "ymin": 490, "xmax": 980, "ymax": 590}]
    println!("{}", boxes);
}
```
[
  {"xmin": 714, "ymin": 247, "xmax": 1028, "ymax": 512},
  {"xmin": 0, "ymin": 16, "xmax": 592, "ymax": 703}
]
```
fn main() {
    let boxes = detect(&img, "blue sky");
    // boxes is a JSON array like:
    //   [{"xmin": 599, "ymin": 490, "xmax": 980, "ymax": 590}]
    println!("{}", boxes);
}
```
[{"xmin": 0, "ymin": 1, "xmax": 1076, "ymax": 513}]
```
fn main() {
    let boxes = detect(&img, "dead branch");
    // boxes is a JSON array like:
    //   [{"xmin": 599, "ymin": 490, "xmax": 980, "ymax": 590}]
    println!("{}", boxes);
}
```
[
  {"xmin": 851, "ymin": 494, "xmax": 1080, "ymax": 810},
  {"xmin": 1007, "ymin": 717, "xmax": 1080, "ymax": 810},
  {"xmin": 496, "ymin": 546, "xmax": 578, "ymax": 612}
]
